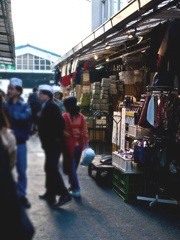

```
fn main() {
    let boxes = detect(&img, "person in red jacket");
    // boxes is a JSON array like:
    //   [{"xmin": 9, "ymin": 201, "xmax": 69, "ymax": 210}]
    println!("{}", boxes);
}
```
[{"xmin": 63, "ymin": 97, "xmax": 89, "ymax": 197}]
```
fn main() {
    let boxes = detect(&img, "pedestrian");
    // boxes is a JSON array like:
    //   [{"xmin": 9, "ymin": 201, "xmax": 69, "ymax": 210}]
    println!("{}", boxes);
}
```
[
  {"xmin": 63, "ymin": 96, "xmax": 89, "ymax": 198},
  {"xmin": 37, "ymin": 84, "xmax": 72, "ymax": 207},
  {"xmin": 53, "ymin": 90, "xmax": 65, "ymax": 114},
  {"xmin": 0, "ymin": 135, "xmax": 35, "ymax": 240},
  {"xmin": 27, "ymin": 87, "xmax": 41, "ymax": 135},
  {"xmin": 6, "ymin": 78, "xmax": 32, "ymax": 208},
  {"xmin": 0, "ymin": 92, "xmax": 16, "ymax": 171}
]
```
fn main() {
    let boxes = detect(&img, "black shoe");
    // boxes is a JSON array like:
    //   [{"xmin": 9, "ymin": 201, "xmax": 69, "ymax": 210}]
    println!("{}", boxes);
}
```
[
  {"xmin": 19, "ymin": 196, "xmax": 31, "ymax": 209},
  {"xmin": 39, "ymin": 193, "xmax": 56, "ymax": 204},
  {"xmin": 54, "ymin": 194, "xmax": 72, "ymax": 207},
  {"xmin": 68, "ymin": 186, "xmax": 73, "ymax": 191}
]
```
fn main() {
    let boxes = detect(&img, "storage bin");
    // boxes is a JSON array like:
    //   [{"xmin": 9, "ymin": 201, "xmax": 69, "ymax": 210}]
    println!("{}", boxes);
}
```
[
  {"xmin": 112, "ymin": 151, "xmax": 141, "ymax": 173},
  {"xmin": 112, "ymin": 167, "xmax": 144, "ymax": 201},
  {"xmin": 128, "ymin": 125, "xmax": 151, "ymax": 138}
]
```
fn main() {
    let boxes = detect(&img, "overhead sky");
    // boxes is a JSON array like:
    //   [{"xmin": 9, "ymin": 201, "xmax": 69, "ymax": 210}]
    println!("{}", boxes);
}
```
[{"xmin": 11, "ymin": 0, "xmax": 91, "ymax": 56}]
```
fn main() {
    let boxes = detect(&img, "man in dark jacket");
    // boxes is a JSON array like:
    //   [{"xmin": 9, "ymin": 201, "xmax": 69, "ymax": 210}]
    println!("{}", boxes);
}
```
[{"xmin": 38, "ymin": 84, "xmax": 71, "ymax": 207}]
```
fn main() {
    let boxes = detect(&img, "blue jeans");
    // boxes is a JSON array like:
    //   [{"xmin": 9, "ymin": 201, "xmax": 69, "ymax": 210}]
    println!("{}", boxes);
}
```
[
  {"xmin": 16, "ymin": 143, "xmax": 27, "ymax": 197},
  {"xmin": 69, "ymin": 146, "xmax": 81, "ymax": 191}
]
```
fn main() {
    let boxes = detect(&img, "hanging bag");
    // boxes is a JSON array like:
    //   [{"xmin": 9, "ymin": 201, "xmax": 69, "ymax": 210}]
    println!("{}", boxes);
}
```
[
  {"xmin": 0, "ymin": 127, "xmax": 17, "ymax": 170},
  {"xmin": 80, "ymin": 147, "xmax": 95, "ymax": 166}
]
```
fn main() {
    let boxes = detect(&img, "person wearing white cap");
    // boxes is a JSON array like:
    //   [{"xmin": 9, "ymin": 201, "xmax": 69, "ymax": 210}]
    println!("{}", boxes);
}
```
[
  {"xmin": 5, "ymin": 78, "xmax": 32, "ymax": 208},
  {"xmin": 38, "ymin": 84, "xmax": 72, "ymax": 207},
  {"xmin": 53, "ymin": 89, "xmax": 65, "ymax": 114}
]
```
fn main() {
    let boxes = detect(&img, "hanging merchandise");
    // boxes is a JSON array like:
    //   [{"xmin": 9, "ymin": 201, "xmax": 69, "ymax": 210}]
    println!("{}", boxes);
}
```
[
  {"xmin": 138, "ymin": 94, "xmax": 152, "ymax": 128},
  {"xmin": 61, "ymin": 75, "xmax": 71, "ymax": 87},
  {"xmin": 83, "ymin": 61, "xmax": 96, "ymax": 70},
  {"xmin": 74, "ymin": 66, "xmax": 83, "ymax": 85},
  {"xmin": 135, "ymin": 85, "xmax": 180, "ymax": 205},
  {"xmin": 54, "ymin": 68, "xmax": 61, "ymax": 86},
  {"xmin": 156, "ymin": 20, "xmax": 180, "ymax": 86}
]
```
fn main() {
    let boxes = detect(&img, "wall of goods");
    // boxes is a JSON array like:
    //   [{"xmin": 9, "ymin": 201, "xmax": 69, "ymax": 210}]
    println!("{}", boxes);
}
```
[
  {"xmin": 55, "ymin": 18, "xmax": 180, "ymax": 205},
  {"xmin": 72, "ymin": 49, "xmax": 180, "ymax": 204}
]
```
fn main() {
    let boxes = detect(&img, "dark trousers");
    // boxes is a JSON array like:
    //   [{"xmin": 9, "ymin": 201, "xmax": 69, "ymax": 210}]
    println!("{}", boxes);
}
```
[{"xmin": 44, "ymin": 142, "xmax": 68, "ymax": 196}]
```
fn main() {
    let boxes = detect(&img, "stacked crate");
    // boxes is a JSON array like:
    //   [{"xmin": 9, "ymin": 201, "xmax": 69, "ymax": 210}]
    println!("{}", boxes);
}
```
[
  {"xmin": 109, "ymin": 75, "xmax": 118, "ymax": 95},
  {"xmin": 112, "ymin": 167, "xmax": 144, "ymax": 202},
  {"xmin": 90, "ymin": 82, "xmax": 101, "ymax": 112},
  {"xmin": 100, "ymin": 78, "xmax": 110, "ymax": 112}
]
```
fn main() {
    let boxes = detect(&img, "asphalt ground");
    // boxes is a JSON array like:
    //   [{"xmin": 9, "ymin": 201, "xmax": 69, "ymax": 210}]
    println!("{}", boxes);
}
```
[{"xmin": 21, "ymin": 135, "xmax": 180, "ymax": 240}]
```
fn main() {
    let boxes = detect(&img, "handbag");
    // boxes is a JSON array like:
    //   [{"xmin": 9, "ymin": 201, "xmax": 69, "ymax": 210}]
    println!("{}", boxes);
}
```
[
  {"xmin": 80, "ymin": 147, "xmax": 95, "ymax": 166},
  {"xmin": 0, "ymin": 127, "xmax": 17, "ymax": 170}
]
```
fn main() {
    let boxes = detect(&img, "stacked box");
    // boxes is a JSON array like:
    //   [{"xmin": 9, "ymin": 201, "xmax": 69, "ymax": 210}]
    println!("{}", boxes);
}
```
[
  {"xmin": 92, "ymin": 88, "xmax": 101, "ymax": 94},
  {"xmin": 91, "ymin": 99, "xmax": 100, "ymax": 104},
  {"xmin": 90, "ymin": 82, "xmax": 101, "ymax": 111},
  {"xmin": 100, "ymin": 78, "xmax": 110, "ymax": 112},
  {"xmin": 117, "ymin": 80, "xmax": 124, "ymax": 93},
  {"xmin": 101, "ymin": 78, "xmax": 110, "ymax": 87},
  {"xmin": 109, "ymin": 75, "xmax": 116, "ymax": 80},
  {"xmin": 109, "ymin": 76, "xmax": 118, "ymax": 95}
]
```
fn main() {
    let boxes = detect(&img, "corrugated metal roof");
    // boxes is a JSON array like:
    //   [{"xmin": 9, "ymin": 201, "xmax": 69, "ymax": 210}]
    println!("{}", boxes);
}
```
[
  {"xmin": 0, "ymin": 0, "xmax": 15, "ymax": 66},
  {"xmin": 16, "ymin": 44, "xmax": 61, "ymax": 58},
  {"xmin": 52, "ymin": 0, "xmax": 180, "ymax": 70}
]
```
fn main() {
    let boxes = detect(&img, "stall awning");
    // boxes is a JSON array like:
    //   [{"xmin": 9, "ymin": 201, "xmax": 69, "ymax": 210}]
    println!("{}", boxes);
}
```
[
  {"xmin": 0, "ymin": 0, "xmax": 15, "ymax": 66},
  {"xmin": 52, "ymin": 0, "xmax": 180, "ymax": 70}
]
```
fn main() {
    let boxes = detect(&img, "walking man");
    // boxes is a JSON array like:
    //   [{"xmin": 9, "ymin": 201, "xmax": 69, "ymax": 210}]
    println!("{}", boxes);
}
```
[
  {"xmin": 6, "ymin": 78, "xmax": 32, "ymax": 208},
  {"xmin": 27, "ymin": 87, "xmax": 41, "ymax": 135},
  {"xmin": 38, "ymin": 84, "xmax": 71, "ymax": 207}
]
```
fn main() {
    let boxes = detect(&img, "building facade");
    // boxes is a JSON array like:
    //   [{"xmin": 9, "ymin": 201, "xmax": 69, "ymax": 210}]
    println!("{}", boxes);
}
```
[
  {"xmin": 91, "ymin": 0, "xmax": 129, "ymax": 31},
  {"xmin": 0, "ymin": 44, "xmax": 60, "ymax": 89}
]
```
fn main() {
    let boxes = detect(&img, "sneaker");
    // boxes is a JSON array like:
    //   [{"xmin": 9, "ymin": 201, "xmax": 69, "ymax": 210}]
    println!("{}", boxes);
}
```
[
  {"xmin": 69, "ymin": 189, "xmax": 81, "ymax": 198},
  {"xmin": 54, "ymin": 194, "xmax": 72, "ymax": 207},
  {"xmin": 19, "ymin": 196, "xmax": 31, "ymax": 208}
]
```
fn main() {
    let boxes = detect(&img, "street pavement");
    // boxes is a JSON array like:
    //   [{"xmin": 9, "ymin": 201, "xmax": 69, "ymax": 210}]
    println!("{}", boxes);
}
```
[{"xmin": 23, "ymin": 135, "xmax": 180, "ymax": 240}]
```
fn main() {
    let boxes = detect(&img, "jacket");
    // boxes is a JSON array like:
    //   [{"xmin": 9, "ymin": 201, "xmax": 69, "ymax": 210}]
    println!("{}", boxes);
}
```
[
  {"xmin": 38, "ymin": 100, "xmax": 65, "ymax": 149},
  {"xmin": 62, "ymin": 112, "xmax": 89, "ymax": 174},
  {"xmin": 6, "ymin": 99, "xmax": 32, "ymax": 143}
]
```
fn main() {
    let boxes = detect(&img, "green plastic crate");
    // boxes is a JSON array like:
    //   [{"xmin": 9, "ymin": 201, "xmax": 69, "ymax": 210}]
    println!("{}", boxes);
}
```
[{"xmin": 112, "ymin": 167, "xmax": 144, "ymax": 201}]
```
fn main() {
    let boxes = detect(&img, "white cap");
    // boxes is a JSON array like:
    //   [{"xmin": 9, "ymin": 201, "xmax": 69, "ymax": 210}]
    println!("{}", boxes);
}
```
[
  {"xmin": 52, "ymin": 85, "xmax": 60, "ymax": 94},
  {"xmin": 10, "ymin": 78, "xmax": 22, "ymax": 87},
  {"xmin": 38, "ymin": 84, "xmax": 53, "ymax": 93}
]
